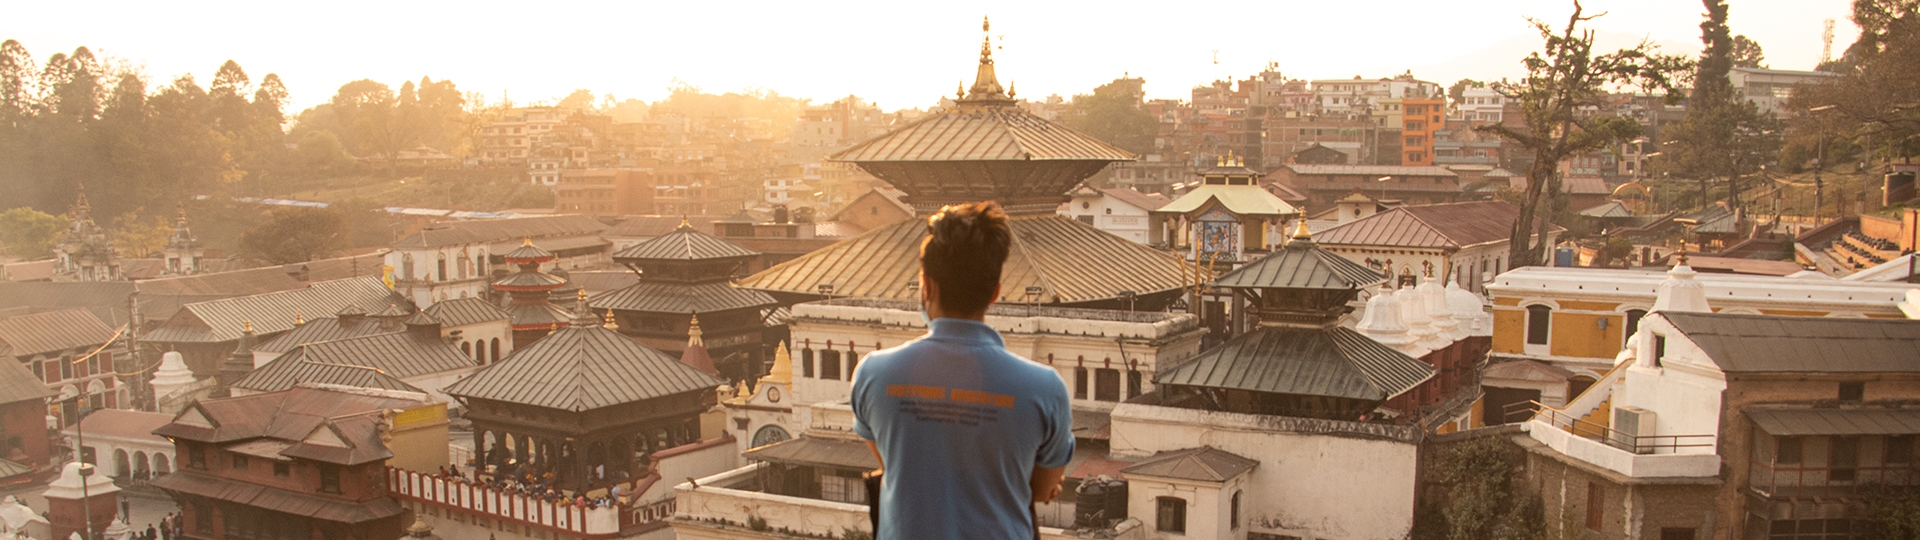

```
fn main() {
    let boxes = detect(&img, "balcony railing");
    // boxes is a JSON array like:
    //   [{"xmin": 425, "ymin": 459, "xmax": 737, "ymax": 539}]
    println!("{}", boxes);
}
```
[
  {"xmin": 388, "ymin": 467, "xmax": 633, "ymax": 538},
  {"xmin": 1527, "ymin": 402, "xmax": 1715, "ymax": 455},
  {"xmin": 1748, "ymin": 461, "xmax": 1920, "ymax": 500},
  {"xmin": 1521, "ymin": 401, "xmax": 1720, "ymax": 478}
]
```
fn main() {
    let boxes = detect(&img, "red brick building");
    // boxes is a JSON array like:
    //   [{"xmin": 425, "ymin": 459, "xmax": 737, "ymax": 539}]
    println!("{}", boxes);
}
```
[
  {"xmin": 0, "ymin": 359, "xmax": 53, "ymax": 482},
  {"xmin": 151, "ymin": 387, "xmax": 434, "ymax": 540}
]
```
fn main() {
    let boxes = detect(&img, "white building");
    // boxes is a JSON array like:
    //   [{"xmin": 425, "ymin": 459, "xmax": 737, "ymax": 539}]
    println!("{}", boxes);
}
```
[
  {"xmin": 1060, "ymin": 184, "xmax": 1172, "ymax": 245},
  {"xmin": 1315, "ymin": 201, "xmax": 1563, "ymax": 293},
  {"xmin": 1456, "ymin": 84, "xmax": 1505, "ymax": 122},
  {"xmin": 1729, "ymin": 66, "xmax": 1838, "ymax": 118},
  {"xmin": 385, "ymin": 215, "xmax": 610, "ymax": 306}
]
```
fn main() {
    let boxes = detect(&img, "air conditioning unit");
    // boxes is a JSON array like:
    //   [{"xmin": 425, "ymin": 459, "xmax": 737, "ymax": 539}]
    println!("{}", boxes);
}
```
[{"xmin": 1613, "ymin": 406, "xmax": 1658, "ymax": 454}]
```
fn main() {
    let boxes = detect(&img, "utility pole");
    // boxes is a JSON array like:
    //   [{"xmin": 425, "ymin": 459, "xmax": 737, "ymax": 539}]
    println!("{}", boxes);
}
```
[{"xmin": 1810, "ymin": 105, "xmax": 1836, "ymax": 223}]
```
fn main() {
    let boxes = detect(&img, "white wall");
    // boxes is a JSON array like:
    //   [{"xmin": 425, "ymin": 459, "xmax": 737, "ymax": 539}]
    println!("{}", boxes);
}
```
[
  {"xmin": 1061, "ymin": 193, "xmax": 1156, "ymax": 244},
  {"xmin": 1110, "ymin": 403, "xmax": 1419, "ymax": 540},
  {"xmin": 1617, "ymin": 315, "xmax": 1729, "ymax": 442},
  {"xmin": 1127, "ymin": 474, "xmax": 1250, "ymax": 540}
]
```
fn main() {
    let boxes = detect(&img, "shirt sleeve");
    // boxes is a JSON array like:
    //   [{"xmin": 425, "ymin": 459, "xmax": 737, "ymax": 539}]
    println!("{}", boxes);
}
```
[
  {"xmin": 851, "ymin": 361, "xmax": 875, "ymax": 441},
  {"xmin": 1034, "ymin": 374, "xmax": 1075, "ymax": 469}
]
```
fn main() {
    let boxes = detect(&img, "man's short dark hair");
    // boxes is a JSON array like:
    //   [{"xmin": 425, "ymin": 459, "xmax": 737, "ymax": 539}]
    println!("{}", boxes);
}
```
[{"xmin": 920, "ymin": 201, "xmax": 1011, "ymax": 315}]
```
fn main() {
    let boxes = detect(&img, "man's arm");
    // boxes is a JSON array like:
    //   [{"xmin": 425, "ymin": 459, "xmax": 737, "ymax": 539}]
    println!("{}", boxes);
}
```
[
  {"xmin": 864, "ymin": 440, "xmax": 885, "ymax": 472},
  {"xmin": 1030, "ymin": 465, "xmax": 1065, "ymax": 504}
]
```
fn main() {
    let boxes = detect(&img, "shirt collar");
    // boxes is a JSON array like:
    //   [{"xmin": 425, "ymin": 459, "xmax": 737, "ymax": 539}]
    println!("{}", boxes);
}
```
[{"xmin": 927, "ymin": 318, "xmax": 1005, "ymax": 347}]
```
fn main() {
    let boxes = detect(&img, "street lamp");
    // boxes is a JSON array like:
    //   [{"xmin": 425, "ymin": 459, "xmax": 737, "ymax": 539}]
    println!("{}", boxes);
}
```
[
  {"xmin": 1375, "ymin": 176, "xmax": 1392, "ymax": 201},
  {"xmin": 73, "ymin": 406, "xmax": 102, "ymax": 540}
]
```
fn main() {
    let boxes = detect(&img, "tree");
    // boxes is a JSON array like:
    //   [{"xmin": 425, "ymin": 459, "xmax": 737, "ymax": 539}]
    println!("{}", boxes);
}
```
[
  {"xmin": 296, "ymin": 130, "xmax": 355, "ymax": 174},
  {"xmin": 237, "ymin": 207, "xmax": 346, "ymax": 264},
  {"xmin": 1652, "ymin": 0, "xmax": 1782, "ymax": 212},
  {"xmin": 1791, "ymin": 0, "xmax": 1920, "ymax": 171},
  {"xmin": 1065, "ymin": 77, "xmax": 1156, "ymax": 156},
  {"xmin": 109, "ymin": 213, "xmax": 170, "ymax": 258},
  {"xmin": 555, "ymin": 89, "xmax": 597, "ymax": 111},
  {"xmin": 0, "ymin": 206, "xmax": 63, "ymax": 259},
  {"xmin": 1729, "ymin": 35, "xmax": 1767, "ymax": 68},
  {"xmin": 1413, "ymin": 436, "xmax": 1546, "ymax": 540},
  {"xmin": 1858, "ymin": 485, "xmax": 1920, "ymax": 539},
  {"xmin": 1476, "ymin": 1, "xmax": 1691, "ymax": 268},
  {"xmin": 1448, "ymin": 78, "xmax": 1485, "ymax": 105}
]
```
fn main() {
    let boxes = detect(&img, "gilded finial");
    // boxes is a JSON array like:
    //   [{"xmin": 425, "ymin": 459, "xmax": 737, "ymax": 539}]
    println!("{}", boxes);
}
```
[
  {"xmin": 1216, "ymin": 155, "xmax": 1225, "ymax": 167},
  {"xmin": 1292, "ymin": 213, "xmax": 1313, "ymax": 241},
  {"xmin": 679, "ymin": 215, "xmax": 690, "ymax": 228},
  {"xmin": 577, "ymin": 288, "xmax": 588, "ymax": 303},
  {"xmin": 243, "ymin": 319, "xmax": 253, "ymax": 333},
  {"xmin": 958, "ymin": 82, "xmax": 966, "ymax": 99},
  {"xmin": 1008, "ymin": 82, "xmax": 1015, "ymax": 98},
  {"xmin": 1676, "ymin": 242, "xmax": 1689, "ymax": 266},
  {"xmin": 687, "ymin": 313, "xmax": 705, "ymax": 347},
  {"xmin": 294, "ymin": 310, "xmax": 304, "ymax": 326},
  {"xmin": 603, "ymin": 308, "xmax": 618, "ymax": 330},
  {"xmin": 522, "ymin": 237, "xmax": 532, "ymax": 247},
  {"xmin": 983, "ymin": 15, "xmax": 990, "ymax": 33}
]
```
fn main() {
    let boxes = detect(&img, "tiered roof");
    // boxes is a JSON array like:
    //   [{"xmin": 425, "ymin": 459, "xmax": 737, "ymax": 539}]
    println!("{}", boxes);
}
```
[{"xmin": 443, "ymin": 316, "xmax": 721, "ymax": 412}]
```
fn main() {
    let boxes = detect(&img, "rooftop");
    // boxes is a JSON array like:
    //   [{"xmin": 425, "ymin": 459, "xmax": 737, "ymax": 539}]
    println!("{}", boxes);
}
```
[
  {"xmin": 1213, "ymin": 235, "xmax": 1385, "ymax": 291},
  {"xmin": 1659, "ymin": 312, "xmax": 1920, "ymax": 373},
  {"xmin": 153, "ymin": 386, "xmax": 429, "ymax": 465},
  {"xmin": 611, "ymin": 223, "xmax": 759, "ymax": 262},
  {"xmin": 1156, "ymin": 184, "xmax": 1297, "ymax": 216},
  {"xmin": 443, "ymin": 321, "xmax": 722, "ymax": 412},
  {"xmin": 393, "ymin": 215, "xmax": 608, "ymax": 250},
  {"xmin": 0, "ymin": 308, "xmax": 118, "ymax": 357},
  {"xmin": 1280, "ymin": 164, "xmax": 1459, "ymax": 177},
  {"xmin": 1487, "ymin": 266, "xmax": 1917, "ymax": 312},
  {"xmin": 1155, "ymin": 326, "xmax": 1434, "ymax": 402},
  {"xmin": 421, "ymin": 297, "xmax": 511, "ymax": 327},
  {"xmin": 1120, "ymin": 446, "xmax": 1258, "ymax": 483},
  {"xmin": 591, "ymin": 281, "xmax": 777, "ymax": 315},
  {"xmin": 1315, "ymin": 201, "xmax": 1562, "ymax": 249},
  {"xmin": 143, "ymin": 277, "xmax": 403, "ymax": 343},
  {"xmin": 237, "ymin": 332, "xmax": 474, "ymax": 393}
]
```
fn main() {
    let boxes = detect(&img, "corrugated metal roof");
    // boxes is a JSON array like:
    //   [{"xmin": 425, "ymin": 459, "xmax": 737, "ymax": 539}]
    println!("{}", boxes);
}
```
[
  {"xmin": 0, "ymin": 358, "xmax": 53, "ymax": 404},
  {"xmin": 240, "ymin": 332, "xmax": 473, "ymax": 392},
  {"xmin": 1154, "ymin": 326, "xmax": 1434, "ymax": 401},
  {"xmin": 1579, "ymin": 201, "xmax": 1633, "ymax": 218},
  {"xmin": 143, "ymin": 277, "xmax": 403, "ymax": 343},
  {"xmin": 1747, "ymin": 408, "xmax": 1920, "ymax": 436},
  {"xmin": 604, "ymin": 215, "xmax": 723, "ymax": 238},
  {"xmin": 742, "ymin": 436, "xmax": 879, "ymax": 471},
  {"xmin": 0, "ymin": 308, "xmax": 116, "ymax": 356},
  {"xmin": 1155, "ymin": 185, "xmax": 1298, "ymax": 216},
  {"xmin": 237, "ymin": 359, "xmax": 427, "ymax": 395},
  {"xmin": 251, "ymin": 318, "xmax": 397, "ymax": 355},
  {"xmin": 1659, "ymin": 312, "xmax": 1920, "ymax": 373},
  {"xmin": 151, "ymin": 471, "xmax": 405, "ymax": 523},
  {"xmin": 1213, "ymin": 239, "xmax": 1385, "ymax": 290},
  {"xmin": 1282, "ymin": 164, "xmax": 1459, "ymax": 177},
  {"xmin": 442, "ymin": 323, "xmax": 721, "ymax": 412},
  {"xmin": 832, "ymin": 106, "xmax": 1134, "ymax": 162},
  {"xmin": 392, "ymin": 215, "xmax": 608, "ymax": 249},
  {"xmin": 591, "ymin": 281, "xmax": 777, "ymax": 315},
  {"xmin": 611, "ymin": 224, "xmax": 759, "ymax": 262},
  {"xmin": 153, "ymin": 386, "xmax": 424, "ymax": 447},
  {"xmin": 1101, "ymin": 188, "xmax": 1173, "ymax": 212},
  {"xmin": 1314, "ymin": 201, "xmax": 1561, "ymax": 249},
  {"xmin": 1119, "ymin": 446, "xmax": 1257, "ymax": 482},
  {"xmin": 736, "ymin": 215, "xmax": 1195, "ymax": 304},
  {"xmin": 422, "ymin": 297, "xmax": 510, "ymax": 328}
]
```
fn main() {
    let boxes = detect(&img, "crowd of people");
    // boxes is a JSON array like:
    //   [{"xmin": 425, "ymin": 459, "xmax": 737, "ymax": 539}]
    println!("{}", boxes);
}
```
[{"xmin": 431, "ymin": 463, "xmax": 626, "ymax": 509}]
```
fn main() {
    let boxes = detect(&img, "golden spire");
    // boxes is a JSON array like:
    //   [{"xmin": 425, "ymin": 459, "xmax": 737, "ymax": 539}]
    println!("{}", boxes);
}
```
[
  {"xmin": 1216, "ymin": 155, "xmax": 1225, "ymax": 167},
  {"xmin": 294, "ymin": 310, "xmax": 304, "ymax": 326},
  {"xmin": 678, "ymin": 215, "xmax": 691, "ymax": 229},
  {"xmin": 603, "ymin": 308, "xmax": 618, "ymax": 330},
  {"xmin": 522, "ymin": 237, "xmax": 533, "ymax": 246},
  {"xmin": 687, "ymin": 313, "xmax": 705, "ymax": 348},
  {"xmin": 765, "ymin": 341, "xmax": 794, "ymax": 385},
  {"xmin": 175, "ymin": 201, "xmax": 188, "ymax": 223},
  {"xmin": 961, "ymin": 15, "xmax": 1010, "ymax": 104},
  {"xmin": 1292, "ymin": 211, "xmax": 1313, "ymax": 240},
  {"xmin": 1676, "ymin": 241, "xmax": 1690, "ymax": 266},
  {"xmin": 242, "ymin": 319, "xmax": 253, "ymax": 333}
]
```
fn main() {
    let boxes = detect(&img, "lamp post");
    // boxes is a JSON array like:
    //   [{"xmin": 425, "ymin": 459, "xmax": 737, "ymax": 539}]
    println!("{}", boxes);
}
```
[
  {"xmin": 73, "ymin": 406, "xmax": 100, "ymax": 540},
  {"xmin": 1809, "ymin": 105, "xmax": 1837, "ymax": 223}
]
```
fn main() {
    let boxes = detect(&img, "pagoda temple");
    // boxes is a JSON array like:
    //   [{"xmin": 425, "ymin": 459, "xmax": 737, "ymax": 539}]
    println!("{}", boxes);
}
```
[
  {"xmin": 1154, "ymin": 222, "xmax": 1435, "ymax": 421},
  {"xmin": 443, "ymin": 301, "xmax": 723, "ymax": 490},
  {"xmin": 591, "ymin": 221, "xmax": 776, "ymax": 385},
  {"xmin": 736, "ymin": 18, "xmax": 1196, "ymax": 309},
  {"xmin": 1154, "ymin": 153, "xmax": 1299, "ymax": 263},
  {"xmin": 492, "ymin": 239, "xmax": 574, "ymax": 345}
]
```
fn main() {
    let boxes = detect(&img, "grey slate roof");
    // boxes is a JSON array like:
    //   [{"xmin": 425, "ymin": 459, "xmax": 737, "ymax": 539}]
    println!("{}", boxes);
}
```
[
  {"xmin": 251, "ymin": 317, "xmax": 398, "ymax": 355},
  {"xmin": 1659, "ymin": 312, "xmax": 1920, "ymax": 373},
  {"xmin": 442, "ymin": 323, "xmax": 722, "ymax": 412},
  {"xmin": 1213, "ymin": 239, "xmax": 1384, "ymax": 290},
  {"xmin": 0, "ymin": 308, "xmax": 118, "ymax": 356},
  {"xmin": 143, "ymin": 277, "xmax": 404, "ymax": 343},
  {"xmin": 1120, "ymin": 447, "xmax": 1258, "ymax": 482},
  {"xmin": 392, "ymin": 215, "xmax": 607, "ymax": 249},
  {"xmin": 237, "ymin": 333, "xmax": 474, "ymax": 393},
  {"xmin": 1748, "ymin": 408, "xmax": 1920, "ymax": 436},
  {"xmin": 591, "ymin": 281, "xmax": 778, "ymax": 315},
  {"xmin": 1155, "ymin": 326, "xmax": 1435, "ymax": 401},
  {"xmin": 611, "ymin": 224, "xmax": 759, "ymax": 262}
]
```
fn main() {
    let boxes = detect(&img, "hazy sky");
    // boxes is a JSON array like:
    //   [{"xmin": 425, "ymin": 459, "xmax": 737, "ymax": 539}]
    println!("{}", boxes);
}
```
[{"xmin": 2, "ymin": 0, "xmax": 1859, "ymax": 114}]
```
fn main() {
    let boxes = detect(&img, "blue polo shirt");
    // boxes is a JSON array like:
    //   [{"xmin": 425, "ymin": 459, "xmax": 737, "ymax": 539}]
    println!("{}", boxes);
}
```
[{"xmin": 852, "ymin": 318, "xmax": 1075, "ymax": 540}]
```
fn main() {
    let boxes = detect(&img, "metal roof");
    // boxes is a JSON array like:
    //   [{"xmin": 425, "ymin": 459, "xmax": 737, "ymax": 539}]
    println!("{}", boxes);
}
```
[
  {"xmin": 0, "ymin": 358, "xmax": 53, "ymax": 404},
  {"xmin": 742, "ymin": 436, "xmax": 880, "ymax": 471},
  {"xmin": 422, "ymin": 297, "xmax": 510, "ymax": 327},
  {"xmin": 1155, "ymin": 185, "xmax": 1298, "ymax": 216},
  {"xmin": 392, "ymin": 215, "xmax": 608, "ymax": 249},
  {"xmin": 1282, "ymin": 164, "xmax": 1459, "ymax": 177},
  {"xmin": 1096, "ymin": 187, "xmax": 1173, "ymax": 212},
  {"xmin": 1119, "ymin": 446, "xmax": 1258, "ymax": 482},
  {"xmin": 604, "ymin": 215, "xmax": 723, "ymax": 238},
  {"xmin": 1155, "ymin": 326, "xmax": 1435, "ymax": 401},
  {"xmin": 1658, "ymin": 312, "xmax": 1920, "ymax": 373},
  {"xmin": 611, "ymin": 224, "xmax": 759, "ymax": 262},
  {"xmin": 831, "ymin": 106, "xmax": 1134, "ymax": 163},
  {"xmin": 507, "ymin": 302, "xmax": 576, "ymax": 331},
  {"xmin": 591, "ymin": 281, "xmax": 777, "ymax": 315},
  {"xmin": 153, "ymin": 386, "xmax": 424, "ymax": 449},
  {"xmin": 239, "ymin": 333, "xmax": 474, "ymax": 394},
  {"xmin": 1747, "ymin": 408, "xmax": 1920, "ymax": 436},
  {"xmin": 1579, "ymin": 201, "xmax": 1634, "ymax": 219},
  {"xmin": 64, "ymin": 409, "xmax": 174, "ymax": 442},
  {"xmin": 501, "ymin": 243, "xmax": 554, "ymax": 262},
  {"xmin": 251, "ymin": 317, "xmax": 397, "ymax": 355},
  {"xmin": 736, "ymin": 215, "xmax": 1195, "ymax": 304},
  {"xmin": 0, "ymin": 308, "xmax": 117, "ymax": 357},
  {"xmin": 236, "ymin": 360, "xmax": 425, "ymax": 395},
  {"xmin": 1314, "ymin": 201, "xmax": 1562, "ymax": 249},
  {"xmin": 442, "ymin": 323, "xmax": 721, "ymax": 412},
  {"xmin": 151, "ymin": 471, "xmax": 405, "ymax": 523},
  {"xmin": 1213, "ymin": 239, "xmax": 1385, "ymax": 290},
  {"xmin": 143, "ymin": 277, "xmax": 403, "ymax": 344}
]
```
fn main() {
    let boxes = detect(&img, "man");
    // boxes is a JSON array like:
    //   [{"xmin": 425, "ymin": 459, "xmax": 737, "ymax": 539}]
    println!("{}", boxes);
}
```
[{"xmin": 852, "ymin": 202, "xmax": 1075, "ymax": 540}]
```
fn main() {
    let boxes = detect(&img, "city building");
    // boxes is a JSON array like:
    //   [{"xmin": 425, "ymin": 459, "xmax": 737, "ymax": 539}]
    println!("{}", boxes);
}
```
[
  {"xmin": 1455, "ymin": 85, "xmax": 1506, "ymax": 122},
  {"xmin": 1729, "ymin": 66, "xmax": 1839, "ymax": 118},
  {"xmin": 63, "ymin": 409, "xmax": 174, "ymax": 486},
  {"xmin": 163, "ymin": 205, "xmax": 208, "ymax": 277},
  {"xmin": 1059, "ymin": 183, "xmax": 1171, "ymax": 245},
  {"xmin": 553, "ymin": 169, "xmax": 654, "ymax": 215},
  {"xmin": 0, "ymin": 309, "xmax": 125, "ymax": 427},
  {"xmin": 1314, "ymin": 201, "xmax": 1563, "ymax": 293},
  {"xmin": 234, "ymin": 315, "xmax": 482, "ymax": 406},
  {"xmin": 1267, "ymin": 163, "xmax": 1463, "ymax": 206},
  {"xmin": 141, "ymin": 277, "xmax": 404, "ymax": 380},
  {"xmin": 0, "ymin": 358, "xmax": 54, "ymax": 481},
  {"xmin": 385, "ymin": 215, "xmax": 610, "ymax": 307},
  {"xmin": 828, "ymin": 186, "xmax": 913, "ymax": 233},
  {"xmin": 150, "ymin": 385, "xmax": 448, "ymax": 540},
  {"xmin": 491, "ymin": 241, "xmax": 576, "ymax": 346}
]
